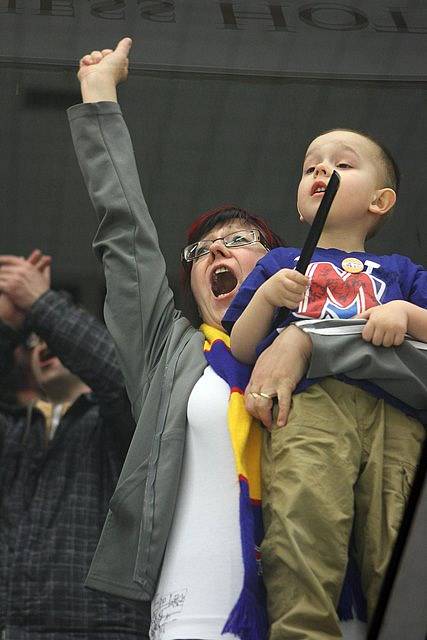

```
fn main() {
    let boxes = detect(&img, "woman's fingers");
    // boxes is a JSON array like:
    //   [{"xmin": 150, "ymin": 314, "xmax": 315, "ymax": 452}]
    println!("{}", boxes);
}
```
[
  {"xmin": 80, "ymin": 54, "xmax": 95, "ymax": 67},
  {"xmin": 90, "ymin": 50, "xmax": 103, "ymax": 63},
  {"xmin": 245, "ymin": 391, "xmax": 273, "ymax": 429}
]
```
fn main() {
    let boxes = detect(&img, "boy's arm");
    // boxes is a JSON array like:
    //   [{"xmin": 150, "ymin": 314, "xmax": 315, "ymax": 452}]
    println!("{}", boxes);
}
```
[
  {"xmin": 406, "ymin": 303, "xmax": 427, "ymax": 341},
  {"xmin": 230, "ymin": 268, "xmax": 309, "ymax": 364},
  {"xmin": 230, "ymin": 289, "xmax": 276, "ymax": 364},
  {"xmin": 358, "ymin": 300, "xmax": 427, "ymax": 346}
]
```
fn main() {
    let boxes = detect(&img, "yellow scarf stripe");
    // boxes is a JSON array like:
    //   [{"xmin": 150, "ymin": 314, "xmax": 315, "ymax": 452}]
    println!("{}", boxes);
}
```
[
  {"xmin": 229, "ymin": 391, "xmax": 262, "ymax": 501},
  {"xmin": 202, "ymin": 323, "xmax": 231, "ymax": 350},
  {"xmin": 201, "ymin": 323, "xmax": 262, "ymax": 501}
]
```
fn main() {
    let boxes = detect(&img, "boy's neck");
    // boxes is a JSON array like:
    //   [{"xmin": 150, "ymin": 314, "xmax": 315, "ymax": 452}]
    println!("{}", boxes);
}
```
[{"xmin": 317, "ymin": 229, "xmax": 366, "ymax": 253}]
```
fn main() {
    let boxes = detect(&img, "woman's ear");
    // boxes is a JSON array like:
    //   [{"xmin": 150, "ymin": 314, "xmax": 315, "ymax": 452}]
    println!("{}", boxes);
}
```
[{"xmin": 368, "ymin": 188, "xmax": 397, "ymax": 216}]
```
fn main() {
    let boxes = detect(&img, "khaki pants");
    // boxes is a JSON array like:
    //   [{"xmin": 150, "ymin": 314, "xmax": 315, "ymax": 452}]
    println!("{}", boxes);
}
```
[{"xmin": 261, "ymin": 378, "xmax": 424, "ymax": 640}]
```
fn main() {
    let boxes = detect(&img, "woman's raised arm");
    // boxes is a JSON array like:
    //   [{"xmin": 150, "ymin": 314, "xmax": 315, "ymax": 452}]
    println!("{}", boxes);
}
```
[{"xmin": 68, "ymin": 39, "xmax": 181, "ymax": 412}]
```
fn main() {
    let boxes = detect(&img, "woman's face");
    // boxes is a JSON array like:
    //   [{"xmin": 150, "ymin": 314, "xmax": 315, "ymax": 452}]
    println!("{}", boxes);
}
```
[{"xmin": 190, "ymin": 219, "xmax": 268, "ymax": 330}]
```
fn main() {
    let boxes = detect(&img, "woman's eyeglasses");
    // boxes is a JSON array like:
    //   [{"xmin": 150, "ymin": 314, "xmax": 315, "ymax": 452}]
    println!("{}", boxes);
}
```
[{"xmin": 181, "ymin": 228, "xmax": 267, "ymax": 263}]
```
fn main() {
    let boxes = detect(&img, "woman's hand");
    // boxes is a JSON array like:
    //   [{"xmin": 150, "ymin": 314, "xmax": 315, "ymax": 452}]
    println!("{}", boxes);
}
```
[
  {"xmin": 78, "ymin": 37, "xmax": 132, "ymax": 103},
  {"xmin": 245, "ymin": 324, "xmax": 312, "ymax": 429}
]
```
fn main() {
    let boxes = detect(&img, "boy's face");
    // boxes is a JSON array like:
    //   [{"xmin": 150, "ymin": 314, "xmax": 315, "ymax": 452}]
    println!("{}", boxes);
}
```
[{"xmin": 297, "ymin": 130, "xmax": 384, "ymax": 229}]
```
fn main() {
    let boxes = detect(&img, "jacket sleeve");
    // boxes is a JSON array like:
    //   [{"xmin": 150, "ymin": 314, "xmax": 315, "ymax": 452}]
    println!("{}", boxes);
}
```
[
  {"xmin": 67, "ymin": 102, "xmax": 179, "ymax": 413},
  {"xmin": 26, "ymin": 288, "xmax": 135, "ymax": 448},
  {"xmin": 306, "ymin": 327, "xmax": 427, "ymax": 413},
  {"xmin": 25, "ymin": 289, "xmax": 124, "ymax": 401}
]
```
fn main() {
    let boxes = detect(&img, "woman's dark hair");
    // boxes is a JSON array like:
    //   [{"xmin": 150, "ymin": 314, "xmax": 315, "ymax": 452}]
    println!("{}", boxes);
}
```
[{"xmin": 180, "ymin": 203, "xmax": 284, "ymax": 323}]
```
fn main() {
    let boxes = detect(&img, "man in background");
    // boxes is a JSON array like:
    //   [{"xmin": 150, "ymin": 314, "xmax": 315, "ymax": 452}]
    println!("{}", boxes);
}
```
[{"xmin": 0, "ymin": 250, "xmax": 149, "ymax": 640}]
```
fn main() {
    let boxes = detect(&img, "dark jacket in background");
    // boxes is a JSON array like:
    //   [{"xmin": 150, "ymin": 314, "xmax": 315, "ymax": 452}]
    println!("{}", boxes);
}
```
[{"xmin": 0, "ymin": 289, "xmax": 150, "ymax": 640}]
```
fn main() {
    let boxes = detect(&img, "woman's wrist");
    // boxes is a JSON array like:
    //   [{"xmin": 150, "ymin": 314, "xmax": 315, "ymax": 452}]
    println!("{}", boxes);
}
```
[
  {"xmin": 278, "ymin": 324, "xmax": 312, "ymax": 365},
  {"xmin": 80, "ymin": 74, "xmax": 118, "ymax": 104}
]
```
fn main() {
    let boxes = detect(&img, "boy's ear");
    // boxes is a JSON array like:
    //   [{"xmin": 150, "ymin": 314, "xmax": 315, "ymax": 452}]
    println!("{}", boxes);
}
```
[{"xmin": 368, "ymin": 188, "xmax": 396, "ymax": 216}]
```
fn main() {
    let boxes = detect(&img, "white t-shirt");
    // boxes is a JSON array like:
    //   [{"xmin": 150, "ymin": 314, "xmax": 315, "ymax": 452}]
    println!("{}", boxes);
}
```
[{"xmin": 150, "ymin": 366, "xmax": 243, "ymax": 640}]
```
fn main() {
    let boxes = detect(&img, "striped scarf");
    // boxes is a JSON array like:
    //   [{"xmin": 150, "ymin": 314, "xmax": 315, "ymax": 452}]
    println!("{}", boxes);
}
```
[{"xmin": 201, "ymin": 324, "xmax": 268, "ymax": 640}]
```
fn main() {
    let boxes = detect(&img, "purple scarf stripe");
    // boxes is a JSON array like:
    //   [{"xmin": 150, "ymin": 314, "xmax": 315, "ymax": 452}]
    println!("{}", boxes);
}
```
[{"xmin": 205, "ymin": 339, "xmax": 252, "ymax": 391}]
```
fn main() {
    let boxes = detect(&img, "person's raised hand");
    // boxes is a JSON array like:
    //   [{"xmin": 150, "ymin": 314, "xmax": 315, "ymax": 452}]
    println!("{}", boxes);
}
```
[
  {"xmin": 0, "ymin": 250, "xmax": 50, "ymax": 329},
  {"xmin": 0, "ymin": 251, "xmax": 52, "ymax": 322},
  {"xmin": 77, "ymin": 37, "xmax": 132, "ymax": 103},
  {"xmin": 27, "ymin": 249, "xmax": 51, "ymax": 288},
  {"xmin": 245, "ymin": 325, "xmax": 312, "ymax": 429}
]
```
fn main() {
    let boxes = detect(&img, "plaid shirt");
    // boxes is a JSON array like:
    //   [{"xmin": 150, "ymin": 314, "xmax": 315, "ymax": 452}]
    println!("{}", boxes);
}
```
[{"xmin": 0, "ymin": 290, "xmax": 149, "ymax": 640}]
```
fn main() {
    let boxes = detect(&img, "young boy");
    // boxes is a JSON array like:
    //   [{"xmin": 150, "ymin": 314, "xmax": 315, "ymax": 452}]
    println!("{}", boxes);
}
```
[{"xmin": 223, "ymin": 129, "xmax": 427, "ymax": 639}]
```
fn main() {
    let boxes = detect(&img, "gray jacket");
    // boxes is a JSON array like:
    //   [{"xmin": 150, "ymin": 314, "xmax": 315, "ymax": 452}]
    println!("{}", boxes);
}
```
[{"xmin": 67, "ymin": 101, "xmax": 427, "ymax": 602}]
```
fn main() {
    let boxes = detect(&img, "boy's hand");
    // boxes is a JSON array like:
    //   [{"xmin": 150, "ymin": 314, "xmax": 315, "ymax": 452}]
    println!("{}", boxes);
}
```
[
  {"xmin": 259, "ymin": 268, "xmax": 309, "ymax": 310},
  {"xmin": 357, "ymin": 301, "xmax": 409, "ymax": 347},
  {"xmin": 245, "ymin": 325, "xmax": 312, "ymax": 429},
  {"xmin": 78, "ymin": 37, "xmax": 132, "ymax": 103}
]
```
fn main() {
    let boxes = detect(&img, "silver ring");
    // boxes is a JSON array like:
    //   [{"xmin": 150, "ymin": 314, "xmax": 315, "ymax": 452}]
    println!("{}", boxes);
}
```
[{"xmin": 249, "ymin": 391, "xmax": 261, "ymax": 399}]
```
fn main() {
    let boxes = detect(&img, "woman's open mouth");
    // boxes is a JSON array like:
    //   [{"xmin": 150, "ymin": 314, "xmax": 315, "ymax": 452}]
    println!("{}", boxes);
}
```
[{"xmin": 211, "ymin": 266, "xmax": 238, "ymax": 298}]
